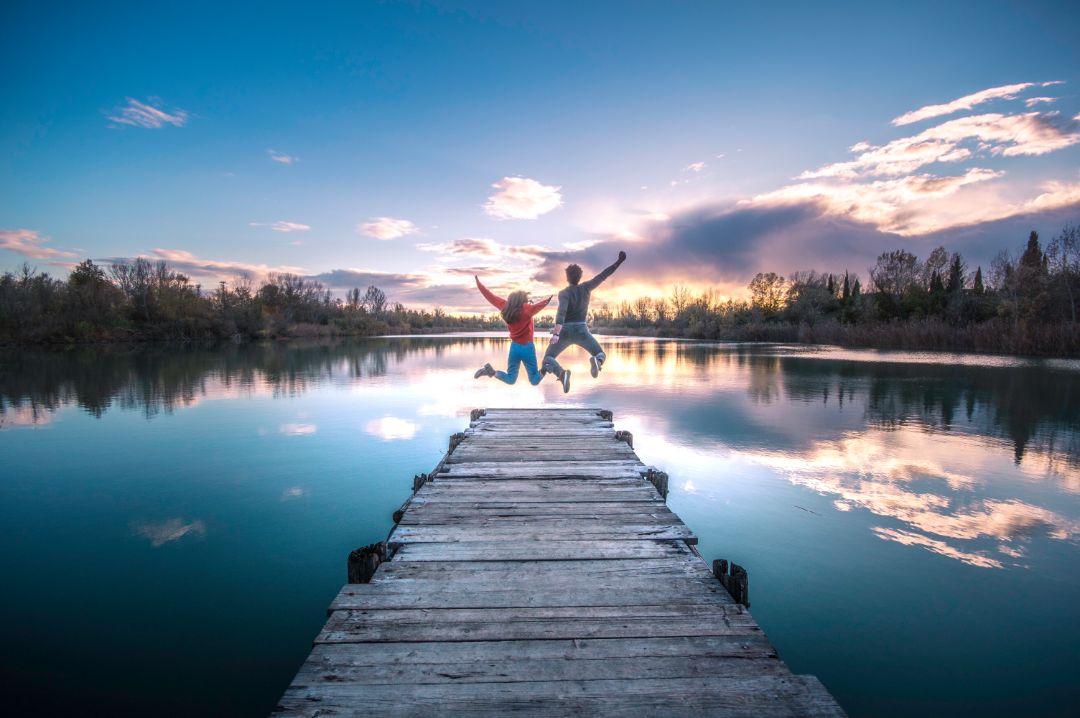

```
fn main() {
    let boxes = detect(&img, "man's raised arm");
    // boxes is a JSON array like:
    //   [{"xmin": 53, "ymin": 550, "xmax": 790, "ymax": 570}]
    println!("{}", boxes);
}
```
[{"xmin": 582, "ymin": 251, "xmax": 627, "ymax": 290}]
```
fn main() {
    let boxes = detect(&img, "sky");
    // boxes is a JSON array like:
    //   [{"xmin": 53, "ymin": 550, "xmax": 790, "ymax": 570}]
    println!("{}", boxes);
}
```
[{"xmin": 3, "ymin": 0, "xmax": 1080, "ymax": 312}]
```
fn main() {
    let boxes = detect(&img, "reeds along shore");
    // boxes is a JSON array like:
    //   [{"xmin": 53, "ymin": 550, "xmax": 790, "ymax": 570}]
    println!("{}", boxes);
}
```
[{"xmin": 1, "ymin": 227, "xmax": 1078, "ymax": 357}]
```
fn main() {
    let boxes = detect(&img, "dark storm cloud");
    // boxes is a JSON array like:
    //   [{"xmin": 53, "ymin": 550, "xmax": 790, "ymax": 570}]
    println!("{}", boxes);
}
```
[{"xmin": 530, "ymin": 198, "xmax": 1080, "ymax": 288}]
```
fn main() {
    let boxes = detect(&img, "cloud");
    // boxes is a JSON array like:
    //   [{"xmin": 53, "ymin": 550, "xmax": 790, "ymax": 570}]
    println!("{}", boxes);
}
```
[
  {"xmin": 752, "ymin": 167, "xmax": 1008, "ymax": 235},
  {"xmin": 107, "ymin": 98, "xmax": 188, "ymax": 128},
  {"xmin": 132, "ymin": 518, "xmax": 206, "ymax": 547},
  {"xmin": 268, "ymin": 149, "xmax": 298, "ymax": 164},
  {"xmin": 483, "ymin": 176, "xmax": 563, "ymax": 220},
  {"xmin": 802, "ymin": 111, "xmax": 1080, "ymax": 180},
  {"xmin": 0, "ymin": 229, "xmax": 77, "ymax": 260},
  {"xmin": 105, "ymin": 249, "xmax": 306, "ymax": 284},
  {"xmin": 523, "ymin": 189, "xmax": 1080, "ymax": 296},
  {"xmin": 684, "ymin": 162, "xmax": 707, "ymax": 172},
  {"xmin": 891, "ymin": 81, "xmax": 1062, "ymax": 125},
  {"xmin": 364, "ymin": 416, "xmax": 419, "ymax": 440},
  {"xmin": 359, "ymin": 217, "xmax": 418, "ymax": 240},
  {"xmin": 417, "ymin": 237, "xmax": 502, "ymax": 258},
  {"xmin": 311, "ymin": 268, "xmax": 426, "ymax": 292},
  {"xmin": 1025, "ymin": 96, "xmax": 1057, "ymax": 108},
  {"xmin": 872, "ymin": 527, "xmax": 1003, "ymax": 568},
  {"xmin": 280, "ymin": 423, "xmax": 317, "ymax": 435},
  {"xmin": 249, "ymin": 221, "xmax": 311, "ymax": 233},
  {"xmin": 416, "ymin": 237, "xmax": 550, "ymax": 262}
]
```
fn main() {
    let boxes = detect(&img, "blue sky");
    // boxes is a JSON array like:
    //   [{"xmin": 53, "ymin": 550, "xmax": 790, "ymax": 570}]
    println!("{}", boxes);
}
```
[{"xmin": 3, "ymin": 1, "xmax": 1080, "ymax": 310}]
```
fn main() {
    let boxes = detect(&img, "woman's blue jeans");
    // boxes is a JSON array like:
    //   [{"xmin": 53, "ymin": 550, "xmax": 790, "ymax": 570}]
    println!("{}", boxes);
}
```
[{"xmin": 497, "ymin": 341, "xmax": 542, "ymax": 385}]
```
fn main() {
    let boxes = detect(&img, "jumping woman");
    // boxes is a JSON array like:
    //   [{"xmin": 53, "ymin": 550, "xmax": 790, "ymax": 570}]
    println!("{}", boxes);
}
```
[{"xmin": 472, "ymin": 276, "xmax": 560, "ymax": 389}]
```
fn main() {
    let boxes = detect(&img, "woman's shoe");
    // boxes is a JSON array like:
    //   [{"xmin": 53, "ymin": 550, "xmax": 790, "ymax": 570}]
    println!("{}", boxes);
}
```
[
  {"xmin": 474, "ymin": 363, "xmax": 495, "ymax": 379},
  {"xmin": 560, "ymin": 369, "xmax": 572, "ymax": 393}
]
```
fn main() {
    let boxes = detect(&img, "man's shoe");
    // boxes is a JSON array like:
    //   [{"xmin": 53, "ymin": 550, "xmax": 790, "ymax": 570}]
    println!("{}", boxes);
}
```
[
  {"xmin": 560, "ymin": 369, "xmax": 571, "ymax": 394},
  {"xmin": 590, "ymin": 355, "xmax": 603, "ymax": 378},
  {"xmin": 474, "ymin": 363, "xmax": 495, "ymax": 379}
]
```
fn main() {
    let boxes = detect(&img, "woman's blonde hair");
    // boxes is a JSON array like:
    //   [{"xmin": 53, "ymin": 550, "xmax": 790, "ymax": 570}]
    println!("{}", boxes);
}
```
[{"xmin": 501, "ymin": 291, "xmax": 528, "ymax": 324}]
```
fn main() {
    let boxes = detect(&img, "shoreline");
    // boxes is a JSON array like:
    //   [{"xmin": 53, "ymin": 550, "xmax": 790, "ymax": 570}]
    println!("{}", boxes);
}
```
[{"xmin": 3, "ymin": 319, "xmax": 1079, "ymax": 360}]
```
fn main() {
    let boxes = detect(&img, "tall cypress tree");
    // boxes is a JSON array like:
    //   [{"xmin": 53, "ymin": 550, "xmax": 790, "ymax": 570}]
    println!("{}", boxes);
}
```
[{"xmin": 946, "ymin": 253, "xmax": 965, "ymax": 293}]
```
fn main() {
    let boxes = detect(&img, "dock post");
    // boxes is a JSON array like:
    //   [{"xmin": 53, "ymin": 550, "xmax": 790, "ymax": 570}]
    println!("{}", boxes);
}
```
[
  {"xmin": 448, "ymin": 432, "xmax": 466, "ymax": 452},
  {"xmin": 645, "ymin": 468, "xmax": 669, "ymax": 499},
  {"xmin": 615, "ymin": 430, "xmax": 633, "ymax": 448},
  {"xmin": 347, "ymin": 541, "xmax": 385, "ymax": 584},
  {"xmin": 713, "ymin": 558, "xmax": 750, "ymax": 608}
]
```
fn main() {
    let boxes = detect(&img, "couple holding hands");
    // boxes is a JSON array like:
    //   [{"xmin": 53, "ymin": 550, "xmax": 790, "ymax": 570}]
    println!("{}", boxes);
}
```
[{"xmin": 473, "ymin": 251, "xmax": 626, "ymax": 394}]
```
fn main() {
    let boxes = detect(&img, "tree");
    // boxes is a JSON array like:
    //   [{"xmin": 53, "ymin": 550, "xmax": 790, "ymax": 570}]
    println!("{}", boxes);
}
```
[
  {"xmin": 946, "ymin": 252, "xmax": 965, "ymax": 294},
  {"xmin": 1020, "ymin": 231, "xmax": 1044, "ymax": 273},
  {"xmin": 362, "ymin": 285, "xmax": 388, "ymax": 316},
  {"xmin": 923, "ymin": 246, "xmax": 948, "ymax": 289},
  {"xmin": 748, "ymin": 272, "xmax": 786, "ymax": 317},
  {"xmin": 870, "ymin": 250, "xmax": 921, "ymax": 298},
  {"xmin": 972, "ymin": 266, "xmax": 985, "ymax": 295},
  {"xmin": 1048, "ymin": 225, "xmax": 1079, "ymax": 323},
  {"xmin": 870, "ymin": 250, "xmax": 921, "ymax": 319}
]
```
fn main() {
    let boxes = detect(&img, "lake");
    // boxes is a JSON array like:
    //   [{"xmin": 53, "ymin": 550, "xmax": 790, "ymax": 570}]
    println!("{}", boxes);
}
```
[{"xmin": 1, "ymin": 335, "xmax": 1078, "ymax": 716}]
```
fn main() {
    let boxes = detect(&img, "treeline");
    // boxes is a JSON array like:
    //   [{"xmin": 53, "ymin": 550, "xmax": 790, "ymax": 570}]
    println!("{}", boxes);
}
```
[
  {"xmin": 0, "ymin": 258, "xmax": 499, "ymax": 344},
  {"xmin": 592, "ymin": 227, "xmax": 1080, "ymax": 357}
]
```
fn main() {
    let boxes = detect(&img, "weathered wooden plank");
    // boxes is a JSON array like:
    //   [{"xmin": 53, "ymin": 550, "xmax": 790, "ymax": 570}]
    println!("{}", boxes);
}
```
[
  {"xmin": 328, "ymin": 582, "xmax": 735, "ymax": 611},
  {"xmin": 401, "ymin": 501, "xmax": 672, "ymax": 518},
  {"xmin": 444, "ymin": 460, "xmax": 645, "ymax": 470},
  {"xmin": 388, "ymin": 523, "xmax": 697, "ymax": 545},
  {"xmin": 418, "ymin": 481, "xmax": 657, "ymax": 494},
  {"xmin": 391, "ymin": 540, "xmax": 693, "ymax": 562},
  {"xmin": 317, "ymin": 610, "xmax": 759, "ymax": 643},
  {"xmin": 375, "ymin": 557, "xmax": 714, "ymax": 582},
  {"xmin": 398, "ymin": 511, "xmax": 682, "ymax": 527},
  {"xmin": 437, "ymin": 465, "xmax": 647, "ymax": 480},
  {"xmin": 295, "ymin": 634, "xmax": 778, "ymax": 669},
  {"xmin": 274, "ymin": 675, "xmax": 845, "ymax": 717},
  {"xmin": 290, "ymin": 646, "xmax": 782, "ymax": 686}
]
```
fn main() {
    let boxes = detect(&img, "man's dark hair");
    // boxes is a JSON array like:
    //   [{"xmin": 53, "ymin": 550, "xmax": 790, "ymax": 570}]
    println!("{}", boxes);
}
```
[{"xmin": 565, "ymin": 264, "xmax": 583, "ymax": 285}]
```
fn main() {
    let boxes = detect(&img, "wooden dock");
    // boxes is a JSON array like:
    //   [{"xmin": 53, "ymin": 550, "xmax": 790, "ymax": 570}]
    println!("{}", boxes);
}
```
[{"xmin": 274, "ymin": 408, "xmax": 844, "ymax": 716}]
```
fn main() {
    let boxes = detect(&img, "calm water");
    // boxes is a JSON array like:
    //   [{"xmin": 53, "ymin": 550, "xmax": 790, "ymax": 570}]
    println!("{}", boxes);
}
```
[{"xmin": 2, "ymin": 336, "xmax": 1078, "ymax": 716}]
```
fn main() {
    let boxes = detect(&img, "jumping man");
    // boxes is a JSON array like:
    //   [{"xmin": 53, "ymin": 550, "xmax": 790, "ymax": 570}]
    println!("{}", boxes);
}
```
[{"xmin": 542, "ymin": 251, "xmax": 627, "ymax": 391}]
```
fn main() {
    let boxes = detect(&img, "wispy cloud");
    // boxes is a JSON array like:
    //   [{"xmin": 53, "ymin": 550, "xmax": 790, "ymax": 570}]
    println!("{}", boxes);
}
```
[
  {"xmin": 684, "ymin": 161, "xmax": 707, "ymax": 172},
  {"xmin": 871, "ymin": 527, "xmax": 1003, "ymax": 568},
  {"xmin": 249, "ymin": 221, "xmax": 311, "ymax": 233},
  {"xmin": 107, "ymin": 97, "xmax": 188, "ymax": 128},
  {"xmin": 891, "ymin": 81, "xmax": 1062, "ymax": 126},
  {"xmin": 268, "ymin": 149, "xmax": 298, "ymax": 164},
  {"xmin": 802, "ymin": 111, "xmax": 1080, "ymax": 180},
  {"xmin": 280, "ymin": 423, "xmax": 317, "ymax": 435},
  {"xmin": 0, "ymin": 229, "xmax": 77, "ymax": 260},
  {"xmin": 1025, "ymin": 96, "xmax": 1057, "ymax": 108},
  {"xmin": 359, "ymin": 217, "xmax": 418, "ymax": 240},
  {"xmin": 106, "ymin": 249, "xmax": 306, "ymax": 284},
  {"xmin": 483, "ymin": 176, "xmax": 563, "ymax": 220},
  {"xmin": 416, "ymin": 237, "xmax": 549, "ymax": 261},
  {"xmin": 132, "ymin": 518, "xmax": 206, "ymax": 547}
]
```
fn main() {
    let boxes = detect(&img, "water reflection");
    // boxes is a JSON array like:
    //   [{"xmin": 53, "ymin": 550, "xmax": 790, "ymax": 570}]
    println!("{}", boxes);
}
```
[{"xmin": 2, "ymin": 337, "xmax": 1078, "ymax": 573}]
